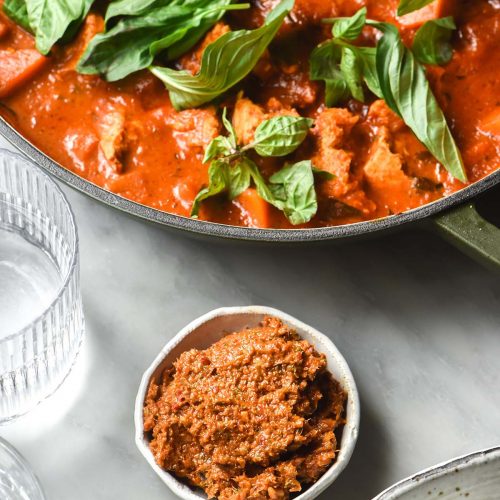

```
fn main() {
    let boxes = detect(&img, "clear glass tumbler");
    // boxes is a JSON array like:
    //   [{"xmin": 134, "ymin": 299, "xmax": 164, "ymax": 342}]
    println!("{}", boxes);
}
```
[
  {"xmin": 0, "ymin": 437, "xmax": 46, "ymax": 499},
  {"xmin": 0, "ymin": 149, "xmax": 84, "ymax": 423}
]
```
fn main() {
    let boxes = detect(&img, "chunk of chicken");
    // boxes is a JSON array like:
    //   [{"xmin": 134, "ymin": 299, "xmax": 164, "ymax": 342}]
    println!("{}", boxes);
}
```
[
  {"xmin": 0, "ymin": 49, "xmax": 48, "ymax": 98},
  {"xmin": 178, "ymin": 22, "xmax": 230, "ymax": 75},
  {"xmin": 311, "ymin": 108, "xmax": 374, "ymax": 215},
  {"xmin": 364, "ymin": 129, "xmax": 412, "ymax": 190},
  {"xmin": 63, "ymin": 13, "xmax": 105, "ymax": 70},
  {"xmin": 165, "ymin": 107, "xmax": 221, "ymax": 151},
  {"xmin": 365, "ymin": 100, "xmax": 405, "ymax": 134},
  {"xmin": 314, "ymin": 108, "xmax": 358, "ymax": 152},
  {"xmin": 232, "ymin": 96, "xmax": 299, "ymax": 145},
  {"xmin": 242, "ymin": 0, "xmax": 355, "ymax": 31},
  {"xmin": 290, "ymin": 0, "xmax": 343, "ymax": 25},
  {"xmin": 363, "ymin": 126, "xmax": 418, "ymax": 214},
  {"xmin": 93, "ymin": 101, "xmax": 127, "ymax": 174}
]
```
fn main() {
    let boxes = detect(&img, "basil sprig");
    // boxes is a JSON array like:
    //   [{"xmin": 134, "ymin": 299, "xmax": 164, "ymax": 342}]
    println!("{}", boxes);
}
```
[
  {"xmin": 191, "ymin": 110, "xmax": 325, "ymax": 225},
  {"xmin": 327, "ymin": 6, "xmax": 367, "ymax": 40},
  {"xmin": 368, "ymin": 21, "xmax": 466, "ymax": 182},
  {"xmin": 151, "ymin": 0, "xmax": 293, "ymax": 111},
  {"xmin": 310, "ymin": 9, "xmax": 467, "ymax": 182},
  {"xmin": 413, "ymin": 17, "xmax": 456, "ymax": 65},
  {"xmin": 311, "ymin": 8, "xmax": 382, "ymax": 106},
  {"xmin": 77, "ymin": 0, "xmax": 249, "ymax": 82},
  {"xmin": 397, "ymin": 0, "xmax": 434, "ymax": 16},
  {"xmin": 3, "ymin": 0, "xmax": 93, "ymax": 54}
]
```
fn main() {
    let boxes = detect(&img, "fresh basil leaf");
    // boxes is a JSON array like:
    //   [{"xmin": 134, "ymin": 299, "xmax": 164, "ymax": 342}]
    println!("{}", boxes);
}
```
[
  {"xmin": 397, "ymin": 0, "xmax": 434, "ymax": 16},
  {"xmin": 252, "ymin": 116, "xmax": 313, "ymax": 157},
  {"xmin": 3, "ymin": 0, "xmax": 31, "ymax": 32},
  {"xmin": 228, "ymin": 158, "xmax": 252, "ymax": 199},
  {"xmin": 356, "ymin": 46, "xmax": 383, "ymax": 98},
  {"xmin": 78, "ymin": 0, "xmax": 242, "ymax": 82},
  {"xmin": 311, "ymin": 8, "xmax": 383, "ymax": 105},
  {"xmin": 369, "ymin": 21, "xmax": 467, "ymax": 182},
  {"xmin": 312, "ymin": 167, "xmax": 335, "ymax": 180},
  {"xmin": 105, "ymin": 0, "xmax": 164, "ymax": 23},
  {"xmin": 340, "ymin": 46, "xmax": 364, "ymax": 102},
  {"xmin": 203, "ymin": 136, "xmax": 233, "ymax": 163},
  {"xmin": 192, "ymin": 157, "xmax": 320, "ymax": 224},
  {"xmin": 242, "ymin": 159, "xmax": 274, "ymax": 205},
  {"xmin": 244, "ymin": 159, "xmax": 319, "ymax": 224},
  {"xmin": 413, "ymin": 17, "xmax": 456, "ymax": 65},
  {"xmin": 331, "ymin": 6, "xmax": 366, "ymax": 41},
  {"xmin": 24, "ymin": 0, "xmax": 93, "ymax": 55},
  {"xmin": 151, "ymin": 0, "xmax": 294, "ymax": 110},
  {"xmin": 222, "ymin": 107, "xmax": 238, "ymax": 148},
  {"xmin": 191, "ymin": 156, "xmax": 256, "ymax": 215},
  {"xmin": 310, "ymin": 38, "xmax": 382, "ymax": 105},
  {"xmin": 191, "ymin": 159, "xmax": 229, "ymax": 217},
  {"xmin": 268, "ymin": 160, "xmax": 318, "ymax": 225},
  {"xmin": 203, "ymin": 108, "xmax": 239, "ymax": 162},
  {"xmin": 310, "ymin": 41, "xmax": 351, "ymax": 106}
]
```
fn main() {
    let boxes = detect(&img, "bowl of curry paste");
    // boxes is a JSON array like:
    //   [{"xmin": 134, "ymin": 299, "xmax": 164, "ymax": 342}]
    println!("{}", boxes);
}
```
[{"xmin": 135, "ymin": 306, "xmax": 360, "ymax": 499}]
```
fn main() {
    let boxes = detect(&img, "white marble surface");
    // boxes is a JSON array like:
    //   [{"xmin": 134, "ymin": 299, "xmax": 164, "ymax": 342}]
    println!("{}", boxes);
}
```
[{"xmin": 1, "ymin": 138, "xmax": 499, "ymax": 500}]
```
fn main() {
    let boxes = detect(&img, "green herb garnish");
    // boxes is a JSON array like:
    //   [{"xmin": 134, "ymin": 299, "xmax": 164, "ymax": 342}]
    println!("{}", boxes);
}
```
[
  {"xmin": 3, "ymin": 0, "xmax": 93, "ymax": 55},
  {"xmin": 311, "ymin": 8, "xmax": 382, "ymax": 106},
  {"xmin": 413, "ymin": 17, "xmax": 456, "ymax": 65},
  {"xmin": 150, "ymin": 0, "xmax": 293, "ymax": 111},
  {"xmin": 77, "ymin": 0, "xmax": 249, "ymax": 82},
  {"xmin": 2, "ymin": 0, "xmax": 31, "ymax": 32},
  {"xmin": 397, "ymin": 0, "xmax": 435, "ymax": 16},
  {"xmin": 310, "ymin": 9, "xmax": 467, "ymax": 182},
  {"xmin": 369, "ymin": 20, "xmax": 466, "ymax": 182},
  {"xmin": 191, "ymin": 110, "xmax": 327, "ymax": 225}
]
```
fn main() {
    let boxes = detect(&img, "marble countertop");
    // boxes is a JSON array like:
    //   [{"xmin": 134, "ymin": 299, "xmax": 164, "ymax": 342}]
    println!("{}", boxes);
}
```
[{"xmin": 1, "ymin": 138, "xmax": 499, "ymax": 500}]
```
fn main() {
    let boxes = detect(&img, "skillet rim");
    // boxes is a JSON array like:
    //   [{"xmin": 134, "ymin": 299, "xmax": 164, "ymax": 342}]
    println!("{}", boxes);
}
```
[{"xmin": 1, "ymin": 117, "xmax": 499, "ymax": 242}]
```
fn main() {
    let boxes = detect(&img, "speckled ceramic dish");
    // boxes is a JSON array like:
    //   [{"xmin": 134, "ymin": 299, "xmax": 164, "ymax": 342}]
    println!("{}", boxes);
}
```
[
  {"xmin": 135, "ymin": 306, "xmax": 360, "ymax": 500},
  {"xmin": 373, "ymin": 447, "xmax": 500, "ymax": 499}
]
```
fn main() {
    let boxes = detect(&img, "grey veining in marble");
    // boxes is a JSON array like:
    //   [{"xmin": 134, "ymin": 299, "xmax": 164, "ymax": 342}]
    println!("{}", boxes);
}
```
[{"xmin": 1, "ymin": 138, "xmax": 499, "ymax": 500}]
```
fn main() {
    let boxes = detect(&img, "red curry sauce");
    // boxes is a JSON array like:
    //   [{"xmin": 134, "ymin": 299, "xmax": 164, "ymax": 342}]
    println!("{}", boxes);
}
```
[{"xmin": 0, "ymin": 0, "xmax": 498, "ymax": 228}]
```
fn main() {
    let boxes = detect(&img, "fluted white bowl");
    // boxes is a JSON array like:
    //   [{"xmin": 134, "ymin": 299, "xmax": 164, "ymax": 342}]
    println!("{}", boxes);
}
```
[{"xmin": 135, "ymin": 306, "xmax": 360, "ymax": 500}]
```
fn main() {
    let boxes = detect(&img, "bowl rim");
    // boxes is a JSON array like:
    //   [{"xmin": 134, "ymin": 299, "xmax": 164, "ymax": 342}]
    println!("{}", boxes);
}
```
[
  {"xmin": 372, "ymin": 446, "xmax": 500, "ymax": 499},
  {"xmin": 134, "ymin": 305, "xmax": 360, "ymax": 500}
]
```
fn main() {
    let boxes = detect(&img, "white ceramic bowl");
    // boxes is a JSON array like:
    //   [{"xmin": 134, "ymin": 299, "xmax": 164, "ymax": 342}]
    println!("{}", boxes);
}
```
[
  {"xmin": 373, "ymin": 446, "xmax": 500, "ymax": 499},
  {"xmin": 135, "ymin": 306, "xmax": 360, "ymax": 500}
]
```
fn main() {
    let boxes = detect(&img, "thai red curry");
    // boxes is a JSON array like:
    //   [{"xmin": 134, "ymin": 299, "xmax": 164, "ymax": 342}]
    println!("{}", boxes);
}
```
[{"xmin": 0, "ymin": 0, "xmax": 498, "ymax": 228}]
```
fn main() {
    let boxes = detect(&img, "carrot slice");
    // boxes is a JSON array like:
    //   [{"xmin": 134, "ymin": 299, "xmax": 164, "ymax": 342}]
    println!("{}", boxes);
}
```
[
  {"xmin": 235, "ymin": 188, "xmax": 272, "ymax": 228},
  {"xmin": 0, "ymin": 49, "xmax": 48, "ymax": 98},
  {"xmin": 398, "ymin": 0, "xmax": 456, "ymax": 29}
]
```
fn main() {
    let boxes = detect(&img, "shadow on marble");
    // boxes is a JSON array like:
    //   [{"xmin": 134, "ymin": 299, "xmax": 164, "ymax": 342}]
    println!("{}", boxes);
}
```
[{"xmin": 322, "ymin": 393, "xmax": 390, "ymax": 499}]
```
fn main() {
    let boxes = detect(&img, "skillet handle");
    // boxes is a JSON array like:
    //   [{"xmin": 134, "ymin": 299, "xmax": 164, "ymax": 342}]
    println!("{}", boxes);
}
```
[{"xmin": 431, "ymin": 203, "xmax": 500, "ymax": 269}]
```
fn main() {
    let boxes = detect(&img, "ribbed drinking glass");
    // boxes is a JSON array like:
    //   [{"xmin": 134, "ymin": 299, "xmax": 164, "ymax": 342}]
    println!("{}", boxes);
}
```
[
  {"xmin": 0, "ymin": 437, "xmax": 46, "ymax": 499},
  {"xmin": 0, "ymin": 150, "xmax": 84, "ymax": 422}
]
